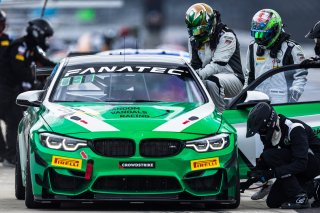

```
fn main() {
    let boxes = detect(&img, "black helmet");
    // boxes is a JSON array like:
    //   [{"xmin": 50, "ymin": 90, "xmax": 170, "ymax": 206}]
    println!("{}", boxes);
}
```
[
  {"xmin": 0, "ymin": 10, "xmax": 6, "ymax": 22},
  {"xmin": 0, "ymin": 10, "xmax": 6, "ymax": 33},
  {"xmin": 306, "ymin": 21, "xmax": 320, "ymax": 39},
  {"xmin": 246, "ymin": 102, "xmax": 277, "ymax": 138},
  {"xmin": 26, "ymin": 18, "xmax": 54, "ymax": 50}
]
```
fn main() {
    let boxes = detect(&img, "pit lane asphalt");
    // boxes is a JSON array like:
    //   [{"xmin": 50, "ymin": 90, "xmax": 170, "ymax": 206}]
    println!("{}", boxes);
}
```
[{"xmin": 1, "ymin": 165, "xmax": 319, "ymax": 212}]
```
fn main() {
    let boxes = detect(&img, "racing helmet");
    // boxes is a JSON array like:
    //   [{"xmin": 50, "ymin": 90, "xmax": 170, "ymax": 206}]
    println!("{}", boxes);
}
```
[
  {"xmin": 246, "ymin": 102, "xmax": 278, "ymax": 139},
  {"xmin": 305, "ymin": 20, "xmax": 320, "ymax": 39},
  {"xmin": 0, "ymin": 10, "xmax": 6, "ymax": 33},
  {"xmin": 185, "ymin": 3, "xmax": 216, "ymax": 43},
  {"xmin": 26, "ymin": 18, "xmax": 54, "ymax": 50},
  {"xmin": 251, "ymin": 9, "xmax": 282, "ymax": 48}
]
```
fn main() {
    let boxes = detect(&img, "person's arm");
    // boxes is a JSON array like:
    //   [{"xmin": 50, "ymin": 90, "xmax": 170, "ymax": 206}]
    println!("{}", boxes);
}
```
[
  {"xmin": 34, "ymin": 46, "xmax": 56, "ymax": 67},
  {"xmin": 289, "ymin": 45, "xmax": 308, "ymax": 102},
  {"xmin": 274, "ymin": 126, "xmax": 309, "ymax": 178},
  {"xmin": 188, "ymin": 38, "xmax": 202, "ymax": 70},
  {"xmin": 198, "ymin": 32, "xmax": 236, "ymax": 79}
]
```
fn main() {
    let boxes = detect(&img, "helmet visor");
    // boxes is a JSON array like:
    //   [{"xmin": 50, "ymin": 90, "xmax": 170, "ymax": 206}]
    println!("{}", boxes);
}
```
[
  {"xmin": 251, "ymin": 29, "xmax": 273, "ymax": 45},
  {"xmin": 251, "ymin": 29, "xmax": 273, "ymax": 39},
  {"xmin": 189, "ymin": 25, "xmax": 209, "ymax": 36}
]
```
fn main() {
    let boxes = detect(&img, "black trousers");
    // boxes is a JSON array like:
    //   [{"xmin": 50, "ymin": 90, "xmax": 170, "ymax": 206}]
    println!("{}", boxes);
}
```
[
  {"xmin": 0, "ymin": 86, "xmax": 23, "ymax": 161},
  {"xmin": 0, "ymin": 124, "xmax": 6, "ymax": 157},
  {"xmin": 260, "ymin": 148, "xmax": 320, "ymax": 208}
]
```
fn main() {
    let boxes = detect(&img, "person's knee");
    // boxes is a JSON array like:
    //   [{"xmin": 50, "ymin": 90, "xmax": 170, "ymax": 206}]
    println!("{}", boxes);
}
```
[{"xmin": 204, "ymin": 79, "xmax": 219, "ymax": 90}]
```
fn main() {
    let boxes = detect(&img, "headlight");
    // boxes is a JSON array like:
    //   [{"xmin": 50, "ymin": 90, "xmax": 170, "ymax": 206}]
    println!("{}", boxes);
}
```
[
  {"xmin": 39, "ymin": 133, "xmax": 87, "ymax": 151},
  {"xmin": 185, "ymin": 133, "xmax": 230, "ymax": 152}
]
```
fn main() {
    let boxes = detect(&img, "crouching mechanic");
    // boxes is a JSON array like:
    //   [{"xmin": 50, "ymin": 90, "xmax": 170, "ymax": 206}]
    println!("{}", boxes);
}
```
[
  {"xmin": 246, "ymin": 102, "xmax": 320, "ymax": 208},
  {"xmin": 185, "ymin": 3, "xmax": 244, "ymax": 113},
  {"xmin": 245, "ymin": 9, "xmax": 307, "ymax": 104}
]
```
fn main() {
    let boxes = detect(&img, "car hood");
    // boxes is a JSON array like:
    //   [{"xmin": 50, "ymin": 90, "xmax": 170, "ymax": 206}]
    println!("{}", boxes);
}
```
[{"xmin": 41, "ymin": 102, "xmax": 220, "ymax": 135}]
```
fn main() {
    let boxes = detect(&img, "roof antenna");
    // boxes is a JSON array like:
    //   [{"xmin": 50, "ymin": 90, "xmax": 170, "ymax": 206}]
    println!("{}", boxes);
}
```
[
  {"xmin": 135, "ymin": 38, "xmax": 138, "ymax": 54},
  {"xmin": 41, "ymin": 0, "xmax": 49, "ymax": 18}
]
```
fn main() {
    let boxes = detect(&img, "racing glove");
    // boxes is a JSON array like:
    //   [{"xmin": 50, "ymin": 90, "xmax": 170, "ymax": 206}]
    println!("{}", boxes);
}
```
[
  {"xmin": 249, "ymin": 169, "xmax": 275, "ymax": 183},
  {"xmin": 288, "ymin": 88, "xmax": 302, "ymax": 103},
  {"xmin": 190, "ymin": 38, "xmax": 203, "ymax": 70},
  {"xmin": 300, "ymin": 57, "xmax": 320, "ymax": 67}
]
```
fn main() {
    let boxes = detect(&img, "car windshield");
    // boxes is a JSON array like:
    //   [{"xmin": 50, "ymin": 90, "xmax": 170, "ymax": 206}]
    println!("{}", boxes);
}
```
[{"xmin": 51, "ymin": 63, "xmax": 205, "ymax": 103}]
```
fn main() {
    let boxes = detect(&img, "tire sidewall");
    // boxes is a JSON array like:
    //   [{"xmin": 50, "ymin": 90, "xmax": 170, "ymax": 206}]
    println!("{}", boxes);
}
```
[{"xmin": 15, "ymin": 139, "xmax": 25, "ymax": 200}]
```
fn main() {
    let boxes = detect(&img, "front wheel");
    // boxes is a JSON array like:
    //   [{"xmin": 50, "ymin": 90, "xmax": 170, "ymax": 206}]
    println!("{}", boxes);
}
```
[
  {"xmin": 224, "ymin": 172, "xmax": 240, "ymax": 209},
  {"xmin": 25, "ymin": 146, "xmax": 60, "ymax": 209},
  {"xmin": 15, "ymin": 140, "xmax": 25, "ymax": 200},
  {"xmin": 205, "ymin": 170, "xmax": 240, "ymax": 209},
  {"xmin": 25, "ymin": 146, "xmax": 41, "ymax": 209}
]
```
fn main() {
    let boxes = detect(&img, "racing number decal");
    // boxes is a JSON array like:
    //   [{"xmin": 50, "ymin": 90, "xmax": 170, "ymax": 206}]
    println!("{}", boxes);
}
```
[
  {"xmin": 52, "ymin": 156, "xmax": 82, "ymax": 170},
  {"xmin": 191, "ymin": 157, "xmax": 220, "ymax": 171}
]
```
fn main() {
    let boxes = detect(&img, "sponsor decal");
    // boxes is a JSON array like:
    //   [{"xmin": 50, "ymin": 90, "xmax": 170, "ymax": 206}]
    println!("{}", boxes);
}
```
[
  {"xmin": 110, "ymin": 106, "xmax": 150, "ymax": 118},
  {"xmin": 70, "ymin": 115, "xmax": 88, "ymax": 124},
  {"xmin": 80, "ymin": 151, "xmax": 88, "ymax": 160},
  {"xmin": 119, "ymin": 162, "xmax": 155, "ymax": 169},
  {"xmin": 51, "ymin": 156, "xmax": 82, "ymax": 170},
  {"xmin": 15, "ymin": 54, "xmax": 25, "ymax": 61},
  {"xmin": 191, "ymin": 157, "xmax": 220, "ymax": 171},
  {"xmin": 63, "ymin": 66, "xmax": 187, "ymax": 77},
  {"xmin": 270, "ymin": 89, "xmax": 286, "ymax": 95},
  {"xmin": 1, "ymin": 40, "xmax": 9, "ymax": 46},
  {"xmin": 256, "ymin": 57, "xmax": 266, "ymax": 61},
  {"xmin": 182, "ymin": 116, "xmax": 199, "ymax": 125}
]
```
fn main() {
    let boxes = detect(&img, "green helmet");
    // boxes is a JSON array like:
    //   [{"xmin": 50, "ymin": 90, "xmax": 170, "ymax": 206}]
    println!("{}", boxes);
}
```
[
  {"xmin": 251, "ymin": 9, "xmax": 282, "ymax": 48},
  {"xmin": 185, "ymin": 3, "xmax": 216, "ymax": 43}
]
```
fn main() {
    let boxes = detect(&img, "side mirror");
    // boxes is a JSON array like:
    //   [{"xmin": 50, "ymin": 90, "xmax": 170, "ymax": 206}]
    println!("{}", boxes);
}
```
[
  {"xmin": 236, "ymin": 91, "xmax": 270, "ymax": 109},
  {"xmin": 16, "ymin": 90, "xmax": 44, "ymax": 107}
]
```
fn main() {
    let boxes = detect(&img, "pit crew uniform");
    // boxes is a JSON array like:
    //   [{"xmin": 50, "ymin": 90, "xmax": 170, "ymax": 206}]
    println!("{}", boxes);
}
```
[
  {"xmin": 245, "ymin": 39, "xmax": 308, "ymax": 104},
  {"xmin": 0, "ymin": 36, "xmax": 55, "ymax": 163},
  {"xmin": 189, "ymin": 26, "xmax": 244, "ymax": 113},
  {"xmin": 0, "ymin": 32, "xmax": 10, "ymax": 162},
  {"xmin": 258, "ymin": 114, "xmax": 320, "ymax": 208}
]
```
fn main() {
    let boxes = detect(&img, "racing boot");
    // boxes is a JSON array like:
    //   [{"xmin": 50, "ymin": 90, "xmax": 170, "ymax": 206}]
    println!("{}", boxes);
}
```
[
  {"xmin": 281, "ymin": 193, "xmax": 310, "ymax": 209},
  {"xmin": 2, "ymin": 158, "xmax": 15, "ymax": 168},
  {"xmin": 312, "ymin": 178, "xmax": 320, "ymax": 208}
]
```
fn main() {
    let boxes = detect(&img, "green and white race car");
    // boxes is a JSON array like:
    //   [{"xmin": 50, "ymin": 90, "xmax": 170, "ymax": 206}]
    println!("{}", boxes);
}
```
[
  {"xmin": 16, "ymin": 50, "xmax": 320, "ymax": 209},
  {"xmin": 16, "ymin": 53, "xmax": 240, "ymax": 209}
]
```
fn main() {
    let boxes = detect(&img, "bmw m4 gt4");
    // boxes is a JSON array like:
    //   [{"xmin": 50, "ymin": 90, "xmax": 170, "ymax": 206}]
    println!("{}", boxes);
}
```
[{"xmin": 16, "ymin": 54, "xmax": 239, "ymax": 209}]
